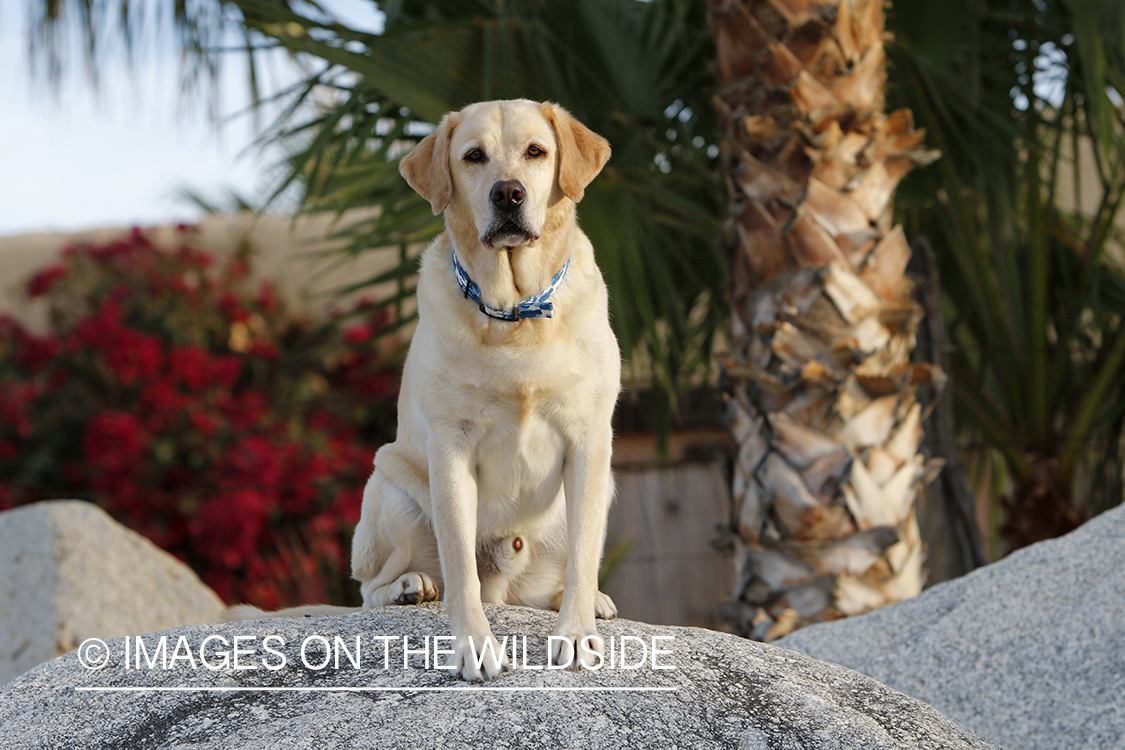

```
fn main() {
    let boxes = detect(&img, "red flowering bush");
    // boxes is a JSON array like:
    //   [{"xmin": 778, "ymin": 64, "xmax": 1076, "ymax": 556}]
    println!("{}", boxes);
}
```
[{"xmin": 0, "ymin": 227, "xmax": 402, "ymax": 608}]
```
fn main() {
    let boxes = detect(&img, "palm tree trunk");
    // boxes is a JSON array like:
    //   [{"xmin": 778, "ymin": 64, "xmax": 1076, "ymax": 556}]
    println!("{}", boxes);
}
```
[{"xmin": 710, "ymin": 0, "xmax": 941, "ymax": 640}]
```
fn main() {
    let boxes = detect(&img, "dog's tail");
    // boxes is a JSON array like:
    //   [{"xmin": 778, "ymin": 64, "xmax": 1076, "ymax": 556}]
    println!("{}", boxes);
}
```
[{"xmin": 220, "ymin": 604, "xmax": 364, "ymax": 622}]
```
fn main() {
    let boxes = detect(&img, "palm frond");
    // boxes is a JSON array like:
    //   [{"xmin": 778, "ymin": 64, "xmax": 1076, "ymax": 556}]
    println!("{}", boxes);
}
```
[
  {"xmin": 889, "ymin": 0, "xmax": 1125, "ymax": 532},
  {"xmin": 28, "ymin": 0, "xmax": 237, "ymax": 103},
  {"xmin": 234, "ymin": 0, "xmax": 728, "ymax": 421}
]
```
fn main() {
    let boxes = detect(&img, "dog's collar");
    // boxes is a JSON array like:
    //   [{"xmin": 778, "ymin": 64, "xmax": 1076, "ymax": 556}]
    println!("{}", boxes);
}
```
[{"xmin": 452, "ymin": 248, "xmax": 571, "ymax": 321}]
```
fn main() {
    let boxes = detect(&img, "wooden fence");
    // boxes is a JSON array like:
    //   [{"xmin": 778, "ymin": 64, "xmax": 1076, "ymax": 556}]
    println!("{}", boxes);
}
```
[{"xmin": 604, "ymin": 430, "xmax": 734, "ymax": 630}]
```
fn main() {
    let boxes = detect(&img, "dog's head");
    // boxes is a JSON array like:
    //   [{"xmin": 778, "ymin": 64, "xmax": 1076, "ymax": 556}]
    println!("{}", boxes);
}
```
[{"xmin": 400, "ymin": 100, "xmax": 611, "ymax": 249}]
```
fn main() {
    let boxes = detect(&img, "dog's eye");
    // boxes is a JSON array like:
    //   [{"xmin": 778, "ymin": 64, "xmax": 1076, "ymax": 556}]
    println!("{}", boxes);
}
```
[
  {"xmin": 526, "ymin": 144, "xmax": 546, "ymax": 159},
  {"xmin": 463, "ymin": 148, "xmax": 485, "ymax": 163}
]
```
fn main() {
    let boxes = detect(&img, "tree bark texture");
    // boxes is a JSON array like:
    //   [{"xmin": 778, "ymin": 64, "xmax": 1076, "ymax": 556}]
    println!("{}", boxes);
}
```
[{"xmin": 710, "ymin": 0, "xmax": 942, "ymax": 640}]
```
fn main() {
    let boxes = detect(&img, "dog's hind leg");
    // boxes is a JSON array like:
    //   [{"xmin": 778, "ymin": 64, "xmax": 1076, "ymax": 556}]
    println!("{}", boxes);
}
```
[
  {"xmin": 360, "ymin": 549, "xmax": 440, "ymax": 607},
  {"xmin": 357, "ymin": 524, "xmax": 442, "ymax": 608},
  {"xmin": 353, "ymin": 467, "xmax": 442, "ymax": 608}
]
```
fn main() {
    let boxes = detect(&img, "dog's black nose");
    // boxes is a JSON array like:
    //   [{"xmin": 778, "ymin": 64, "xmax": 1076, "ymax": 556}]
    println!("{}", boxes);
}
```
[{"xmin": 490, "ymin": 180, "xmax": 525, "ymax": 210}]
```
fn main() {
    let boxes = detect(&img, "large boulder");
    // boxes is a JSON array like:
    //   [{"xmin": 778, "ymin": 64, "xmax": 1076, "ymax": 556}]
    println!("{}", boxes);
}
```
[
  {"xmin": 0, "ymin": 603, "xmax": 1001, "ymax": 749},
  {"xmin": 0, "ymin": 500, "xmax": 224, "ymax": 684},
  {"xmin": 779, "ymin": 503, "xmax": 1125, "ymax": 750}
]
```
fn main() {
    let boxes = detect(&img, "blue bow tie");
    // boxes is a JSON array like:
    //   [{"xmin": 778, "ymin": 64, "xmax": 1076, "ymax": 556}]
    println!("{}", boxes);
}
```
[{"xmin": 452, "ymin": 249, "xmax": 571, "ymax": 321}]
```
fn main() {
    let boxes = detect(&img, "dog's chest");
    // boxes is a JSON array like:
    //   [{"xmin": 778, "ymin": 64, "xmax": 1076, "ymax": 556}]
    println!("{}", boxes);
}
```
[{"xmin": 471, "ymin": 387, "xmax": 567, "ymax": 531}]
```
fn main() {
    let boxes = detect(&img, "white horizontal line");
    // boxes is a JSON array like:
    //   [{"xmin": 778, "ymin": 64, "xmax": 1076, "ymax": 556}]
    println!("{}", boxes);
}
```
[{"xmin": 75, "ymin": 686, "xmax": 679, "ymax": 693}]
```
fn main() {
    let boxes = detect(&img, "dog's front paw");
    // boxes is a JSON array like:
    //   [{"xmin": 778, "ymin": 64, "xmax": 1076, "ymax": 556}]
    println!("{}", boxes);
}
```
[
  {"xmin": 453, "ymin": 632, "xmax": 510, "ymax": 682},
  {"xmin": 595, "ymin": 591, "xmax": 617, "ymax": 619},
  {"xmin": 391, "ymin": 572, "xmax": 439, "ymax": 605},
  {"xmin": 548, "ymin": 626, "xmax": 605, "ymax": 670}
]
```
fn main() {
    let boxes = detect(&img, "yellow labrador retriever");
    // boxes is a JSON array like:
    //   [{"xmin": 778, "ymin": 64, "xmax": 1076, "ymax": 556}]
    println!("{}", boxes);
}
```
[{"xmin": 350, "ymin": 99, "xmax": 620, "ymax": 681}]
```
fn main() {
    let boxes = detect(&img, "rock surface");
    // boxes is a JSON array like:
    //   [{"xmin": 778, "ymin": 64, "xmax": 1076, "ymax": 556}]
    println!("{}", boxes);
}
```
[
  {"xmin": 779, "ymin": 503, "xmax": 1125, "ymax": 750},
  {"xmin": 0, "ymin": 603, "xmax": 1001, "ymax": 749},
  {"xmin": 0, "ymin": 500, "xmax": 224, "ymax": 684}
]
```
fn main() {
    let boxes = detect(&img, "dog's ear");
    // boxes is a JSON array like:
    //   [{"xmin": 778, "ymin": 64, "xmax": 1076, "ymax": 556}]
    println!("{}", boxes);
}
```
[
  {"xmin": 541, "ymin": 103, "xmax": 611, "ymax": 203},
  {"xmin": 399, "ymin": 112, "xmax": 459, "ymax": 215}
]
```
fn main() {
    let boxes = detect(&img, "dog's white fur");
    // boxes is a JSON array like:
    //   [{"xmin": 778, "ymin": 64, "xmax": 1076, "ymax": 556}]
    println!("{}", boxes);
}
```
[
  {"xmin": 225, "ymin": 100, "xmax": 619, "ymax": 680},
  {"xmin": 338, "ymin": 99, "xmax": 620, "ymax": 681}
]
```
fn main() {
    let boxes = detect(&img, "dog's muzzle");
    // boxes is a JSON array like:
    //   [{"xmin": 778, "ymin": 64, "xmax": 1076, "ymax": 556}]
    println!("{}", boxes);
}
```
[{"xmin": 482, "ymin": 179, "xmax": 539, "ymax": 247}]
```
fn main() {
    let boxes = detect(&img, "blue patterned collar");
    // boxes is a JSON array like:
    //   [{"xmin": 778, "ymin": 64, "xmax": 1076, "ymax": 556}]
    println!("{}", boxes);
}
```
[{"xmin": 451, "ymin": 248, "xmax": 571, "ymax": 321}]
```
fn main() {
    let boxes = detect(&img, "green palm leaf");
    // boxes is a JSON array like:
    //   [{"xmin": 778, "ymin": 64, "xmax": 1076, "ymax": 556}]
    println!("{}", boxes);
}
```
[
  {"xmin": 234, "ymin": 0, "xmax": 728, "ymax": 420},
  {"xmin": 890, "ymin": 0, "xmax": 1125, "ymax": 539}
]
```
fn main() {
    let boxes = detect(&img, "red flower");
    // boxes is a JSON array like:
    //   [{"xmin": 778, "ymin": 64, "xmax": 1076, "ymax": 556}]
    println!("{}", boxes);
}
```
[
  {"xmin": 175, "ymin": 224, "xmax": 204, "ymax": 239},
  {"xmin": 141, "ymin": 381, "xmax": 182, "ymax": 413},
  {"xmin": 212, "ymin": 356, "xmax": 242, "ymax": 390},
  {"xmin": 247, "ymin": 342, "xmax": 279, "ymax": 359},
  {"xmin": 279, "ymin": 451, "xmax": 330, "ymax": 514},
  {"xmin": 128, "ymin": 226, "xmax": 153, "ymax": 247},
  {"xmin": 228, "ymin": 259, "xmax": 249, "ymax": 281},
  {"xmin": 160, "ymin": 467, "xmax": 193, "ymax": 491},
  {"xmin": 15, "ymin": 333, "xmax": 61, "ymax": 371},
  {"xmin": 26, "ymin": 264, "xmax": 68, "ymax": 297},
  {"xmin": 2, "ymin": 229, "xmax": 405, "ymax": 610},
  {"xmin": 219, "ymin": 292, "xmax": 250, "ymax": 322},
  {"xmin": 344, "ymin": 324, "xmax": 372, "ymax": 345},
  {"xmin": 218, "ymin": 392, "xmax": 270, "ymax": 430},
  {"xmin": 188, "ymin": 410, "xmax": 219, "ymax": 436},
  {"xmin": 223, "ymin": 435, "xmax": 284, "ymax": 487},
  {"xmin": 308, "ymin": 518, "xmax": 345, "ymax": 567},
  {"xmin": 46, "ymin": 368, "xmax": 71, "ymax": 391},
  {"xmin": 73, "ymin": 300, "xmax": 125, "ymax": 351},
  {"xmin": 256, "ymin": 280, "xmax": 278, "ymax": 312},
  {"xmin": 105, "ymin": 329, "xmax": 164, "ymax": 387},
  {"xmin": 333, "ymin": 486, "xmax": 364, "ymax": 526},
  {"xmin": 0, "ymin": 382, "xmax": 37, "ymax": 436},
  {"xmin": 84, "ymin": 411, "xmax": 149, "ymax": 474},
  {"xmin": 169, "ymin": 345, "xmax": 211, "ymax": 390},
  {"xmin": 191, "ymin": 489, "xmax": 270, "ymax": 569}
]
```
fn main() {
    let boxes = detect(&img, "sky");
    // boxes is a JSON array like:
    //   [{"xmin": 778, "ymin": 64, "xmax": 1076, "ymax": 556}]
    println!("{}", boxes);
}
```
[
  {"xmin": 0, "ymin": 1, "xmax": 383, "ymax": 237},
  {"xmin": 0, "ymin": 3, "xmax": 1075, "ymax": 240}
]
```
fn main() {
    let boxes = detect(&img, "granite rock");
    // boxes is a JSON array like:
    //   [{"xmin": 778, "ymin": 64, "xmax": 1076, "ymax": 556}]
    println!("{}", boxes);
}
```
[
  {"xmin": 0, "ymin": 603, "xmax": 1003, "ymax": 749},
  {"xmin": 0, "ymin": 500, "xmax": 224, "ymax": 684},
  {"xmin": 779, "ymin": 503, "xmax": 1125, "ymax": 750}
]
